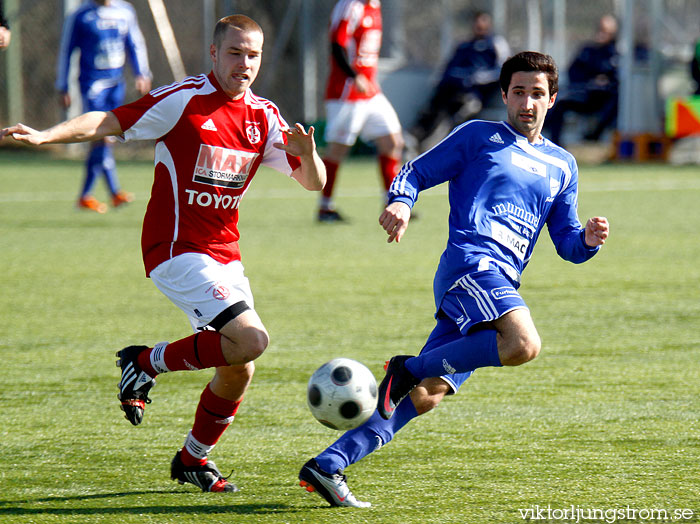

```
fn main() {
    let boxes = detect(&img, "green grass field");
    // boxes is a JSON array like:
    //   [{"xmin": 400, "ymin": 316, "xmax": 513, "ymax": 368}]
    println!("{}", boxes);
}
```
[{"xmin": 1, "ymin": 148, "xmax": 699, "ymax": 524}]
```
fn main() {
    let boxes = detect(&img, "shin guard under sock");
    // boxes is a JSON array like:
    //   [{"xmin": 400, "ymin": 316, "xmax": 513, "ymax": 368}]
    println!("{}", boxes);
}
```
[
  {"xmin": 137, "ymin": 332, "xmax": 228, "ymax": 376},
  {"xmin": 82, "ymin": 145, "xmax": 104, "ymax": 196},
  {"xmin": 181, "ymin": 383, "xmax": 241, "ymax": 466},
  {"xmin": 405, "ymin": 329, "xmax": 501, "ymax": 380},
  {"xmin": 378, "ymin": 154, "xmax": 400, "ymax": 191},
  {"xmin": 315, "ymin": 396, "xmax": 419, "ymax": 474},
  {"xmin": 321, "ymin": 159, "xmax": 339, "ymax": 202}
]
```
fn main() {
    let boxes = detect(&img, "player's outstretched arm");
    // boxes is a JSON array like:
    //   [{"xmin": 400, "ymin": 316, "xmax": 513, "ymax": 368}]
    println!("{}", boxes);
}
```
[
  {"xmin": 584, "ymin": 216, "xmax": 609, "ymax": 247},
  {"xmin": 275, "ymin": 123, "xmax": 326, "ymax": 191},
  {"xmin": 379, "ymin": 201, "xmax": 412, "ymax": 243},
  {"xmin": 0, "ymin": 111, "xmax": 122, "ymax": 146}
]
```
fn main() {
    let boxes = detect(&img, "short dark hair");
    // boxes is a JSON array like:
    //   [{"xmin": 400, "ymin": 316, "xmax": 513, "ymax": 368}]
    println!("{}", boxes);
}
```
[
  {"xmin": 213, "ymin": 14, "xmax": 263, "ymax": 48},
  {"xmin": 499, "ymin": 51, "xmax": 558, "ymax": 96},
  {"xmin": 472, "ymin": 10, "xmax": 490, "ymax": 22}
]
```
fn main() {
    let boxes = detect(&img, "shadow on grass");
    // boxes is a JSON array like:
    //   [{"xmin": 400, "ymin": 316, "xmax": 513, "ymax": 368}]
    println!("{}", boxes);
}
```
[{"xmin": 0, "ymin": 490, "xmax": 300, "ymax": 516}]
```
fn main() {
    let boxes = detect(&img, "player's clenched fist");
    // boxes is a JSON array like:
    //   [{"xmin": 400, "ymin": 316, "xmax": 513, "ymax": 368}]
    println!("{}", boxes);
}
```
[
  {"xmin": 379, "ymin": 201, "xmax": 412, "ymax": 243},
  {"xmin": 584, "ymin": 216, "xmax": 609, "ymax": 247}
]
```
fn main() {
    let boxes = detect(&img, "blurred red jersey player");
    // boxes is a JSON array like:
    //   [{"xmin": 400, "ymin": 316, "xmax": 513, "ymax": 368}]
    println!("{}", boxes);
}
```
[{"xmin": 318, "ymin": 0, "xmax": 404, "ymax": 222}]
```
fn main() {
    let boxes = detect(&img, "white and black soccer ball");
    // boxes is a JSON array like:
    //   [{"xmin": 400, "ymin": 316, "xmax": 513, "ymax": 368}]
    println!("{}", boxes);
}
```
[{"xmin": 307, "ymin": 358, "xmax": 377, "ymax": 431}]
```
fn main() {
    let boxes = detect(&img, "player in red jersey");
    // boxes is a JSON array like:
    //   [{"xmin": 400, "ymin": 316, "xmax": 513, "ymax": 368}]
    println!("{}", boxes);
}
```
[
  {"xmin": 318, "ymin": 0, "xmax": 404, "ymax": 222},
  {"xmin": 1, "ymin": 14, "xmax": 325, "ymax": 493}
]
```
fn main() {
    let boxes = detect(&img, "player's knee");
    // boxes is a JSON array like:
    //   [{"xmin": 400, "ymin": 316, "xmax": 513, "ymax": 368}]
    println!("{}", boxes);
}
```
[
  {"xmin": 410, "ymin": 379, "xmax": 450, "ymax": 415},
  {"xmin": 500, "ymin": 334, "xmax": 541, "ymax": 366},
  {"xmin": 229, "ymin": 327, "xmax": 268, "ymax": 362},
  {"xmin": 243, "ymin": 328, "xmax": 269, "ymax": 360},
  {"xmin": 411, "ymin": 393, "xmax": 442, "ymax": 415}
]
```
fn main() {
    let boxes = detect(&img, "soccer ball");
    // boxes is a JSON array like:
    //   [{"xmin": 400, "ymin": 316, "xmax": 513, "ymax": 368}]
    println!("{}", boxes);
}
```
[{"xmin": 307, "ymin": 358, "xmax": 378, "ymax": 431}]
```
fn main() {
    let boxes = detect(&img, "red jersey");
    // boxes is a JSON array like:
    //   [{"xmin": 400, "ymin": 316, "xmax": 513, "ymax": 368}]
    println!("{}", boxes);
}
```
[
  {"xmin": 112, "ymin": 72, "xmax": 301, "ymax": 276},
  {"xmin": 325, "ymin": 0, "xmax": 383, "ymax": 101}
]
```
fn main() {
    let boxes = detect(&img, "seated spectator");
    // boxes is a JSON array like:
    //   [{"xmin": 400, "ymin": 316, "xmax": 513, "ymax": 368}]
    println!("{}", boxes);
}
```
[
  {"xmin": 545, "ymin": 14, "xmax": 619, "ymax": 146},
  {"xmin": 408, "ymin": 11, "xmax": 510, "ymax": 152}
]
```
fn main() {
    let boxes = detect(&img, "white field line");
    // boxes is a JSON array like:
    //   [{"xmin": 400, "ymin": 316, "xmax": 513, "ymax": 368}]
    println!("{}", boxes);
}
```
[{"xmin": 2, "ymin": 180, "xmax": 700, "ymax": 204}]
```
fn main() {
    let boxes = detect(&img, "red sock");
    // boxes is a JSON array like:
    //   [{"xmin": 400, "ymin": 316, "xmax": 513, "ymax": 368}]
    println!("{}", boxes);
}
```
[
  {"xmin": 137, "ymin": 347, "xmax": 158, "ymax": 377},
  {"xmin": 378, "ymin": 155, "xmax": 400, "ymax": 191},
  {"xmin": 137, "ymin": 332, "xmax": 228, "ymax": 376},
  {"xmin": 321, "ymin": 158, "xmax": 339, "ymax": 202},
  {"xmin": 180, "ymin": 384, "xmax": 242, "ymax": 467}
]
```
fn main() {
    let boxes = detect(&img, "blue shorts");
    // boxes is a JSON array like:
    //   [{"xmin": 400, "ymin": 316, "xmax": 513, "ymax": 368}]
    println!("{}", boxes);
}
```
[
  {"xmin": 82, "ymin": 79, "xmax": 126, "ymax": 112},
  {"xmin": 421, "ymin": 267, "xmax": 528, "ymax": 393},
  {"xmin": 441, "ymin": 269, "xmax": 527, "ymax": 336}
]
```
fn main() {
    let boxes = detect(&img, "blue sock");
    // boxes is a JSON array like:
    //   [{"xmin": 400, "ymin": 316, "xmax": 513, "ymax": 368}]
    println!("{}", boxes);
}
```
[
  {"xmin": 82, "ymin": 145, "xmax": 104, "ymax": 197},
  {"xmin": 315, "ymin": 396, "xmax": 419, "ymax": 474},
  {"xmin": 100, "ymin": 145, "xmax": 120, "ymax": 195},
  {"xmin": 405, "ymin": 329, "xmax": 501, "ymax": 380}
]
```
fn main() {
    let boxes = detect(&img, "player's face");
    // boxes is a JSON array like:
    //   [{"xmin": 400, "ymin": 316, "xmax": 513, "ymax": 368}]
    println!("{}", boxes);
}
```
[
  {"xmin": 211, "ymin": 26, "xmax": 263, "ymax": 99},
  {"xmin": 502, "ymin": 71, "xmax": 556, "ymax": 143}
]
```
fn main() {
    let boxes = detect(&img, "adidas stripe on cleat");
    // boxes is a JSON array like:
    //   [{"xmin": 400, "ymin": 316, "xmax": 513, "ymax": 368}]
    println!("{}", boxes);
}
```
[
  {"xmin": 299, "ymin": 458, "xmax": 370, "ymax": 508},
  {"xmin": 377, "ymin": 355, "xmax": 420, "ymax": 420},
  {"xmin": 116, "ymin": 345, "xmax": 155, "ymax": 426},
  {"xmin": 170, "ymin": 451, "xmax": 239, "ymax": 493}
]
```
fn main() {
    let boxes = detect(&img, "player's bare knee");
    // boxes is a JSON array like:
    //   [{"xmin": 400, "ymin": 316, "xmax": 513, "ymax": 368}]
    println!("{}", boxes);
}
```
[
  {"xmin": 500, "ymin": 335, "xmax": 541, "ymax": 366},
  {"xmin": 221, "ymin": 327, "xmax": 269, "ymax": 363},
  {"xmin": 242, "ymin": 327, "xmax": 269, "ymax": 361},
  {"xmin": 410, "ymin": 379, "xmax": 450, "ymax": 415}
]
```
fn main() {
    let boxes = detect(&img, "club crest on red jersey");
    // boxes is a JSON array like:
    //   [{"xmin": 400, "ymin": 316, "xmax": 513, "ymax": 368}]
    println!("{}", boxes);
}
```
[
  {"xmin": 193, "ymin": 144, "xmax": 259, "ymax": 189},
  {"xmin": 246, "ymin": 123, "xmax": 261, "ymax": 144}
]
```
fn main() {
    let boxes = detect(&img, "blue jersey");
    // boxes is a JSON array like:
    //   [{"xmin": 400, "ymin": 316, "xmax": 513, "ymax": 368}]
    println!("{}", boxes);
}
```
[
  {"xmin": 55, "ymin": 0, "xmax": 150, "ymax": 93},
  {"xmin": 389, "ymin": 119, "xmax": 599, "ymax": 310}
]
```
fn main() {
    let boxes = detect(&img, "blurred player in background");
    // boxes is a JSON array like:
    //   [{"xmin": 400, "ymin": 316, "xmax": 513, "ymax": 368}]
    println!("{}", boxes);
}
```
[
  {"xmin": 298, "ymin": 51, "xmax": 609, "ymax": 507},
  {"xmin": 0, "ymin": 0, "xmax": 10, "ymax": 49},
  {"xmin": 3, "ymin": 14, "xmax": 325, "ymax": 493},
  {"xmin": 56, "ymin": 0, "xmax": 152, "ymax": 213},
  {"xmin": 318, "ymin": 0, "xmax": 404, "ymax": 222},
  {"xmin": 408, "ymin": 11, "xmax": 510, "ymax": 153}
]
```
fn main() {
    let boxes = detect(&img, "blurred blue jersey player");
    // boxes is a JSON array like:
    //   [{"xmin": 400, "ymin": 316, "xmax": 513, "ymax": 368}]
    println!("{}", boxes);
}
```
[
  {"xmin": 56, "ymin": 0, "xmax": 151, "ymax": 213},
  {"xmin": 298, "ymin": 51, "xmax": 610, "ymax": 508}
]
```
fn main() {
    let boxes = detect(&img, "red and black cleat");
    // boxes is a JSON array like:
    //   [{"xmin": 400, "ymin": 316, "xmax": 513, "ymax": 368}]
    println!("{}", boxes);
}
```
[
  {"xmin": 171, "ymin": 451, "xmax": 239, "ymax": 492},
  {"xmin": 116, "ymin": 345, "xmax": 155, "ymax": 425}
]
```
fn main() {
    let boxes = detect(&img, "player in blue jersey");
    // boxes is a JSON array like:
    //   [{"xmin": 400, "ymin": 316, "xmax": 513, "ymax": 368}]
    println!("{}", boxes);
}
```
[
  {"xmin": 298, "ymin": 51, "xmax": 609, "ymax": 508},
  {"xmin": 56, "ymin": 0, "xmax": 151, "ymax": 213}
]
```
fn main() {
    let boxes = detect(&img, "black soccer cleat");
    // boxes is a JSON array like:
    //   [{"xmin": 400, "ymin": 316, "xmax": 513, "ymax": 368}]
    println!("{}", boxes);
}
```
[
  {"xmin": 116, "ymin": 345, "xmax": 155, "ymax": 426},
  {"xmin": 170, "ymin": 450, "xmax": 239, "ymax": 493},
  {"xmin": 377, "ymin": 355, "xmax": 420, "ymax": 420},
  {"xmin": 318, "ymin": 208, "xmax": 347, "ymax": 223},
  {"xmin": 299, "ymin": 459, "xmax": 370, "ymax": 508}
]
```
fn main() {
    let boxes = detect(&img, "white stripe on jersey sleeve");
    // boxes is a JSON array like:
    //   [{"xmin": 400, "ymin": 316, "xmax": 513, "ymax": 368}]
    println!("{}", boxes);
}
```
[
  {"xmin": 125, "ymin": 3, "xmax": 151, "ymax": 78},
  {"xmin": 122, "ymin": 76, "xmax": 215, "ymax": 142}
]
